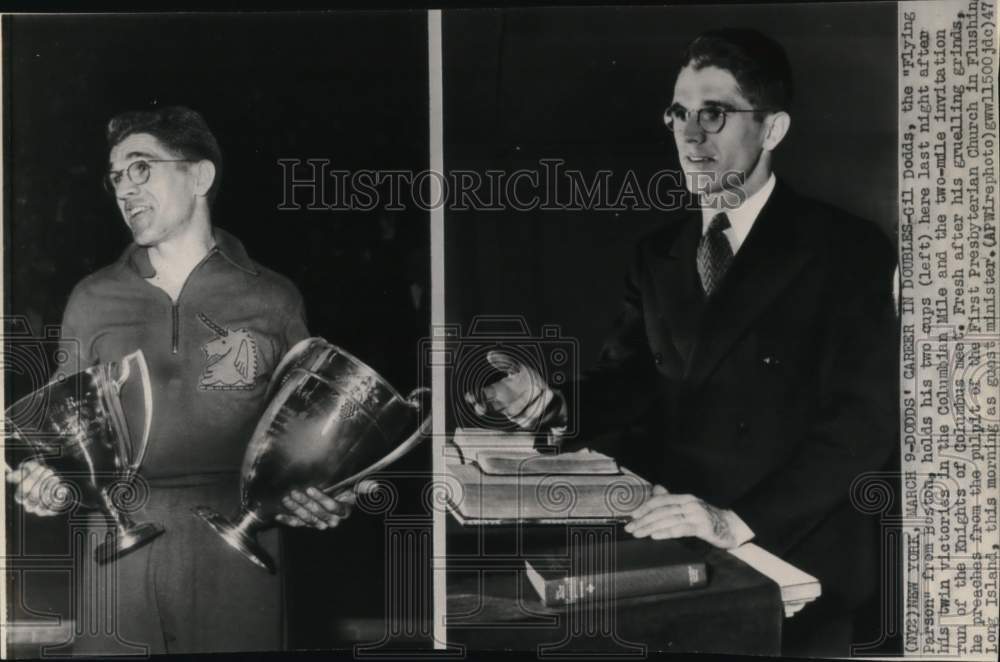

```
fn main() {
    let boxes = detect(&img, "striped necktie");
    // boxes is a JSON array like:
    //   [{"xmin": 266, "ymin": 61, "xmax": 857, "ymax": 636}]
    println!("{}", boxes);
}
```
[{"xmin": 697, "ymin": 212, "xmax": 734, "ymax": 296}]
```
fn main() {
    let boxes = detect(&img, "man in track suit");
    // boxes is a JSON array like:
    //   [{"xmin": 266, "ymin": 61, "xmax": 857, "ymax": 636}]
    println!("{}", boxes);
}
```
[
  {"xmin": 470, "ymin": 29, "xmax": 898, "ymax": 656},
  {"xmin": 9, "ymin": 106, "xmax": 363, "ymax": 653}
]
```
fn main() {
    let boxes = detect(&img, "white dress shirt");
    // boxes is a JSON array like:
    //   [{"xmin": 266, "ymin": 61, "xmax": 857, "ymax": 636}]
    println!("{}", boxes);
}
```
[{"xmin": 700, "ymin": 173, "xmax": 777, "ymax": 255}]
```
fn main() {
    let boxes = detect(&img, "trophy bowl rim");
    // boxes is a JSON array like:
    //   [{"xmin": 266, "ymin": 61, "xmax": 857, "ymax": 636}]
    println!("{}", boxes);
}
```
[
  {"xmin": 5, "ymin": 362, "xmax": 103, "ymax": 416},
  {"xmin": 4, "ymin": 363, "xmax": 113, "ymax": 451},
  {"xmin": 271, "ymin": 337, "xmax": 416, "ymax": 407}
]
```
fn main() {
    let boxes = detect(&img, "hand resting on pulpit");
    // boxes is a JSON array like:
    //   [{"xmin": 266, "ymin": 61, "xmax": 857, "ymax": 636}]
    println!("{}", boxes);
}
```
[{"xmin": 626, "ymin": 484, "xmax": 754, "ymax": 549}]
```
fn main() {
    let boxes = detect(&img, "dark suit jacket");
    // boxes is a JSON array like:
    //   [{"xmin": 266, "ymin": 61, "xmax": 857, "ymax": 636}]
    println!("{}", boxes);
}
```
[{"xmin": 563, "ymin": 179, "xmax": 898, "ymax": 609}]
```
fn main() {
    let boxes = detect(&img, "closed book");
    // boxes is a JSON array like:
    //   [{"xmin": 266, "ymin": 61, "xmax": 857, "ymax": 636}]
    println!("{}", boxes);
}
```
[
  {"xmin": 446, "ymin": 461, "xmax": 651, "ymax": 523},
  {"xmin": 524, "ymin": 538, "xmax": 709, "ymax": 607}
]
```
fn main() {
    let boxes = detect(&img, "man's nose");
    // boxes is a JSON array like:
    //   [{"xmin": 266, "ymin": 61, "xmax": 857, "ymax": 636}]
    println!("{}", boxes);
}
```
[
  {"xmin": 115, "ymin": 178, "xmax": 140, "ymax": 198},
  {"xmin": 682, "ymin": 114, "xmax": 705, "ymax": 142}
]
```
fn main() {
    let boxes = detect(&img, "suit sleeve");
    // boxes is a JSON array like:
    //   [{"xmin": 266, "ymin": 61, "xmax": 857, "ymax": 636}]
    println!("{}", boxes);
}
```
[
  {"xmin": 731, "ymin": 233, "xmax": 899, "ymax": 557},
  {"xmin": 558, "ymin": 243, "xmax": 663, "ymax": 450}
]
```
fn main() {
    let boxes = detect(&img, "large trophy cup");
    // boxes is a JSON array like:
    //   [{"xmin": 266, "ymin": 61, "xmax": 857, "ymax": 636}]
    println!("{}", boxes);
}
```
[
  {"xmin": 4, "ymin": 350, "xmax": 160, "ymax": 563},
  {"xmin": 193, "ymin": 338, "xmax": 431, "ymax": 573}
]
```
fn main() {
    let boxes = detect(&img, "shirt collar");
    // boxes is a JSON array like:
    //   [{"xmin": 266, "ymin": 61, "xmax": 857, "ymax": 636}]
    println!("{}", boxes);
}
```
[
  {"xmin": 120, "ymin": 227, "xmax": 260, "ymax": 278},
  {"xmin": 700, "ymin": 173, "xmax": 776, "ymax": 254}
]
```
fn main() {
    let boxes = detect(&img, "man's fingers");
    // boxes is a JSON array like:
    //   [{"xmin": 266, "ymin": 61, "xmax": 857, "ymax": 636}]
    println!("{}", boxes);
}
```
[
  {"xmin": 628, "ymin": 492, "xmax": 693, "ymax": 520},
  {"xmin": 334, "ymin": 491, "xmax": 357, "ymax": 505},
  {"xmin": 27, "ymin": 467, "xmax": 60, "ymax": 511},
  {"xmin": 466, "ymin": 352, "xmax": 554, "ymax": 429},
  {"xmin": 647, "ymin": 522, "xmax": 699, "ymax": 541},
  {"xmin": 16, "ymin": 463, "xmax": 45, "ymax": 505},
  {"xmin": 14, "ymin": 464, "xmax": 64, "ymax": 518},
  {"xmin": 6, "ymin": 465, "xmax": 23, "ymax": 485},
  {"xmin": 628, "ymin": 503, "xmax": 707, "ymax": 537},
  {"xmin": 356, "ymin": 479, "xmax": 379, "ymax": 495},
  {"xmin": 15, "ymin": 462, "xmax": 39, "ymax": 492},
  {"xmin": 332, "ymin": 479, "xmax": 378, "ymax": 505},
  {"xmin": 627, "ymin": 498, "xmax": 709, "ymax": 536},
  {"xmin": 281, "ymin": 494, "xmax": 325, "ymax": 528},
  {"xmin": 282, "ymin": 489, "xmax": 355, "ymax": 530},
  {"xmin": 486, "ymin": 350, "xmax": 522, "ymax": 376},
  {"xmin": 304, "ymin": 487, "xmax": 341, "ymax": 512},
  {"xmin": 497, "ymin": 369, "xmax": 552, "ymax": 429},
  {"xmin": 298, "ymin": 489, "xmax": 346, "ymax": 519},
  {"xmin": 464, "ymin": 390, "xmax": 487, "ymax": 416},
  {"xmin": 626, "ymin": 508, "xmax": 689, "ymax": 537},
  {"xmin": 275, "ymin": 513, "xmax": 305, "ymax": 528},
  {"xmin": 473, "ymin": 377, "xmax": 542, "ymax": 426},
  {"xmin": 464, "ymin": 380, "xmax": 507, "ymax": 416},
  {"xmin": 628, "ymin": 500, "xmax": 680, "ymax": 524},
  {"xmin": 470, "ymin": 380, "xmax": 514, "ymax": 416},
  {"xmin": 626, "ymin": 500, "xmax": 736, "ymax": 547},
  {"xmin": 506, "ymin": 389, "xmax": 548, "ymax": 429}
]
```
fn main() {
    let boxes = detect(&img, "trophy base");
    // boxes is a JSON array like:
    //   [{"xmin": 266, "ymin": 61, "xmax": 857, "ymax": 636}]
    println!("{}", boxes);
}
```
[
  {"xmin": 193, "ymin": 507, "xmax": 277, "ymax": 574},
  {"xmin": 94, "ymin": 522, "xmax": 165, "ymax": 565}
]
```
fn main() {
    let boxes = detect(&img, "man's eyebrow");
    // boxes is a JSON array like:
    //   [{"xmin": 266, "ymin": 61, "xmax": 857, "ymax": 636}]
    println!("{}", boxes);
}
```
[
  {"xmin": 667, "ymin": 99, "xmax": 739, "ymax": 111},
  {"xmin": 700, "ymin": 99, "xmax": 739, "ymax": 109},
  {"xmin": 108, "ymin": 151, "xmax": 157, "ymax": 168}
]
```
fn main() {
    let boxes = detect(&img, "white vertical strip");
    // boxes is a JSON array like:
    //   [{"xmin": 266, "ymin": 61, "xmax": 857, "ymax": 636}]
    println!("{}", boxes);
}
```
[
  {"xmin": 0, "ymin": 14, "xmax": 8, "ymax": 661},
  {"xmin": 427, "ymin": 8, "xmax": 447, "ymax": 651}
]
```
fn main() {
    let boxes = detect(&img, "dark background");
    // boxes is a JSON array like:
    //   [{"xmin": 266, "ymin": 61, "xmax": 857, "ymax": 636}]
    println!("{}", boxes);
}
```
[
  {"xmin": 445, "ymin": 3, "xmax": 898, "ymax": 364},
  {"xmin": 4, "ymin": 12, "xmax": 430, "ymax": 653}
]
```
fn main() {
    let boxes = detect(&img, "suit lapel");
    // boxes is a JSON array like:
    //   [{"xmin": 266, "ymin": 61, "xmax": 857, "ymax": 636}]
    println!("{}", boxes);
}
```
[
  {"xmin": 648, "ymin": 209, "xmax": 703, "ymax": 372},
  {"xmin": 683, "ymin": 181, "xmax": 815, "ymax": 387}
]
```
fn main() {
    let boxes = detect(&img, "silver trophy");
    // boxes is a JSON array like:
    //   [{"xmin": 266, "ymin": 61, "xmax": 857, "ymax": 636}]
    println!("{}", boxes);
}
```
[
  {"xmin": 4, "ymin": 350, "xmax": 160, "ymax": 563},
  {"xmin": 194, "ymin": 338, "xmax": 431, "ymax": 573}
]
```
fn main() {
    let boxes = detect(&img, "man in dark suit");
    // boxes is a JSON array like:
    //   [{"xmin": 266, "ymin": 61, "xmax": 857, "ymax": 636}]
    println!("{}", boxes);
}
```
[{"xmin": 468, "ymin": 29, "xmax": 898, "ymax": 656}]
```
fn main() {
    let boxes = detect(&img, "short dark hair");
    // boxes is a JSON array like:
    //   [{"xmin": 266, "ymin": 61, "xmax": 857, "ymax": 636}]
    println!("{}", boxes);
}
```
[
  {"xmin": 106, "ymin": 106, "xmax": 223, "ymax": 204},
  {"xmin": 681, "ymin": 29, "xmax": 794, "ymax": 119}
]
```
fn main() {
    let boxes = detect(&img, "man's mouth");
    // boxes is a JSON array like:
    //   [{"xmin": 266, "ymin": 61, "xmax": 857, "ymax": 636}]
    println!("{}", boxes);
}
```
[
  {"xmin": 125, "ymin": 205, "xmax": 151, "ymax": 220},
  {"xmin": 685, "ymin": 156, "xmax": 716, "ymax": 165}
]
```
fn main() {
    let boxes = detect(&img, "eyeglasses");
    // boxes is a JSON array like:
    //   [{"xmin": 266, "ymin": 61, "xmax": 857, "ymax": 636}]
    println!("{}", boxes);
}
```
[
  {"xmin": 662, "ymin": 104, "xmax": 764, "ymax": 134},
  {"xmin": 104, "ymin": 159, "xmax": 193, "ymax": 194}
]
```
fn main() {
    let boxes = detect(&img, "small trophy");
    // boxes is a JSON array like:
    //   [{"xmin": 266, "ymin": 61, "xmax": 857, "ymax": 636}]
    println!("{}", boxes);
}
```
[
  {"xmin": 4, "ymin": 350, "xmax": 161, "ymax": 563},
  {"xmin": 194, "ymin": 338, "xmax": 431, "ymax": 573}
]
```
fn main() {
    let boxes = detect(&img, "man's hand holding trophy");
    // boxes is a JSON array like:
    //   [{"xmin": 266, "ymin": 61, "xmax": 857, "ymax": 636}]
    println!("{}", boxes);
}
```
[{"xmin": 5, "ymin": 339, "xmax": 430, "ymax": 573}]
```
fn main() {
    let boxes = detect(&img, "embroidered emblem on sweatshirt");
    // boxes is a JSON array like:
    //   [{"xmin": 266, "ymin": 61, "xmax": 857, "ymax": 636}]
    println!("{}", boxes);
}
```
[{"xmin": 197, "ymin": 313, "xmax": 258, "ymax": 390}]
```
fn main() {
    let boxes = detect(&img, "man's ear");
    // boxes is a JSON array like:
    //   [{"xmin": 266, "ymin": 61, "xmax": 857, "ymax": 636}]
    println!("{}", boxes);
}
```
[
  {"xmin": 192, "ymin": 160, "xmax": 216, "ymax": 197},
  {"xmin": 762, "ymin": 111, "xmax": 791, "ymax": 151}
]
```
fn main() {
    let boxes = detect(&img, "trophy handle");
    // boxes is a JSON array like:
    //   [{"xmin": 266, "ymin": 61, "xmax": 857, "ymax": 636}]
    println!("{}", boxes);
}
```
[
  {"xmin": 403, "ymin": 386, "xmax": 431, "ymax": 412},
  {"xmin": 323, "ymin": 387, "xmax": 432, "ymax": 496},
  {"xmin": 116, "ymin": 350, "xmax": 154, "ymax": 476}
]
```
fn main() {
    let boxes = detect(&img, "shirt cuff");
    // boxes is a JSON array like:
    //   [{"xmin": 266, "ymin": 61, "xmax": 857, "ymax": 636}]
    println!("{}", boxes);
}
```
[{"xmin": 727, "ymin": 510, "xmax": 756, "ymax": 547}]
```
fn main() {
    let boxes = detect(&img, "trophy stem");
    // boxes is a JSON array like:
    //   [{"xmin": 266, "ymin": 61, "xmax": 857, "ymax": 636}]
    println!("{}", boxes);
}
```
[
  {"xmin": 192, "ymin": 507, "xmax": 277, "ymax": 574},
  {"xmin": 100, "ymin": 489, "xmax": 130, "ymax": 530},
  {"xmin": 94, "ymin": 491, "xmax": 165, "ymax": 565}
]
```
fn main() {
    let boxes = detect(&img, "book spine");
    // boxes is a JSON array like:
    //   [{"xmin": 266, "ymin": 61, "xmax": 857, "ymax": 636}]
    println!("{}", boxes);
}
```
[{"xmin": 542, "ymin": 563, "xmax": 708, "ymax": 607}]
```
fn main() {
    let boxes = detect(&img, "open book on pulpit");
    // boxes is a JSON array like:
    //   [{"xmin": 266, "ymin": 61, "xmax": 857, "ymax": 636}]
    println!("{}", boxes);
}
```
[{"xmin": 445, "ymin": 427, "xmax": 652, "ymax": 524}]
